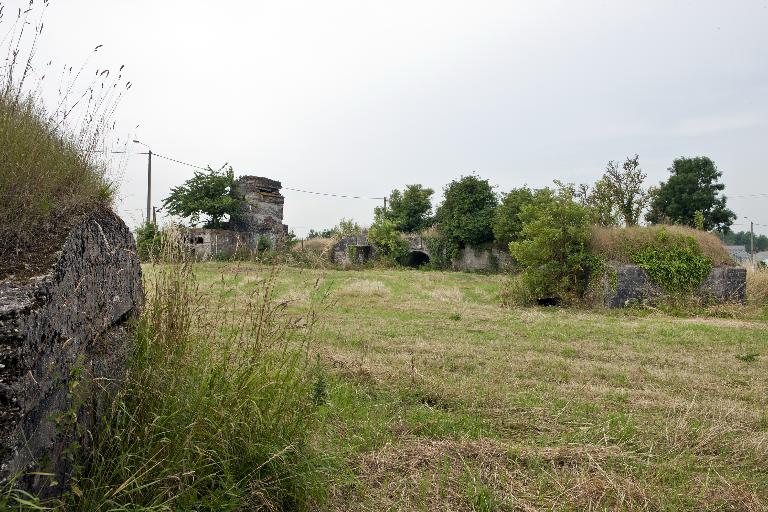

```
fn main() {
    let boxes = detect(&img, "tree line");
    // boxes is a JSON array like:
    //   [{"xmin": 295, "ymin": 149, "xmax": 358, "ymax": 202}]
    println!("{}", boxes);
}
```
[{"xmin": 359, "ymin": 155, "xmax": 737, "ymax": 262}]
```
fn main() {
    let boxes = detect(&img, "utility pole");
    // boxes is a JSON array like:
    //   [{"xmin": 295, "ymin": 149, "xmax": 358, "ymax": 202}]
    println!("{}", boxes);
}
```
[
  {"xmin": 750, "ymin": 221, "xmax": 755, "ymax": 266},
  {"xmin": 133, "ymin": 140, "xmax": 153, "ymax": 224},
  {"xmin": 146, "ymin": 149, "xmax": 153, "ymax": 223},
  {"xmin": 383, "ymin": 197, "xmax": 387, "ymax": 213},
  {"xmin": 152, "ymin": 206, "xmax": 157, "ymax": 225}
]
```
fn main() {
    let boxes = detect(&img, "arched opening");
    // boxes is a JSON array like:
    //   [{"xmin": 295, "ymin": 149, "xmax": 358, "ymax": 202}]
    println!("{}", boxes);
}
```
[{"xmin": 402, "ymin": 250, "xmax": 430, "ymax": 268}]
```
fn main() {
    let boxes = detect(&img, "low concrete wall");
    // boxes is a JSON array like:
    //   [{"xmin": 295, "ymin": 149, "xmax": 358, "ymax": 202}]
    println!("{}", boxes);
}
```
[
  {"xmin": 0, "ymin": 207, "xmax": 143, "ymax": 495},
  {"xmin": 332, "ymin": 236, "xmax": 377, "ymax": 267},
  {"xmin": 599, "ymin": 264, "xmax": 746, "ymax": 308},
  {"xmin": 452, "ymin": 246, "xmax": 514, "ymax": 272}
]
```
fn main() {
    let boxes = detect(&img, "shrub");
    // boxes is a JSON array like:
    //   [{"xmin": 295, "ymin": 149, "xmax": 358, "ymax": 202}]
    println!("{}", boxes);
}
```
[
  {"xmin": 69, "ymin": 245, "xmax": 328, "ymax": 510},
  {"xmin": 435, "ymin": 175, "xmax": 498, "ymax": 257},
  {"xmin": 134, "ymin": 221, "xmax": 162, "ymax": 261},
  {"xmin": 368, "ymin": 217, "xmax": 409, "ymax": 262},
  {"xmin": 509, "ymin": 187, "xmax": 593, "ymax": 301},
  {"xmin": 628, "ymin": 230, "xmax": 712, "ymax": 294}
]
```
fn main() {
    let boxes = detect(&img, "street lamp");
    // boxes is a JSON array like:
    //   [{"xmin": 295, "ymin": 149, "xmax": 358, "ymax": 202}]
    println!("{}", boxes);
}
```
[{"xmin": 133, "ymin": 139, "xmax": 152, "ymax": 224}]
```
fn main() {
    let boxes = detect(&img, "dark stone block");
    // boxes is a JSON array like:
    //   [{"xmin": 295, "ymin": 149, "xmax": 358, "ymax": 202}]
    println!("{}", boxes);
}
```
[{"xmin": 0, "ymin": 207, "xmax": 142, "ymax": 496}]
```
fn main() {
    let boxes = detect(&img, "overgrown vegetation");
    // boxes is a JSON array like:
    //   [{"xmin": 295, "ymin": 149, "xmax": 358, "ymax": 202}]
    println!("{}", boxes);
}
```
[
  {"xmin": 374, "ymin": 184, "xmax": 434, "ymax": 233},
  {"xmin": 509, "ymin": 186, "xmax": 593, "ymax": 301},
  {"xmin": 68, "ymin": 243, "xmax": 328, "ymax": 510},
  {"xmin": 0, "ymin": 3, "xmax": 122, "ymax": 278},
  {"xmin": 434, "ymin": 175, "xmax": 498, "ymax": 258}
]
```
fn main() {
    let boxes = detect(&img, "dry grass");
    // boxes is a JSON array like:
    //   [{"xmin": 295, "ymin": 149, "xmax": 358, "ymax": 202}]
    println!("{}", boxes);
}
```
[
  {"xmin": 297, "ymin": 237, "xmax": 336, "ymax": 253},
  {"xmin": 338, "ymin": 279, "xmax": 391, "ymax": 297},
  {"xmin": 747, "ymin": 267, "xmax": 768, "ymax": 305},
  {"xmin": 590, "ymin": 225, "xmax": 734, "ymax": 265}
]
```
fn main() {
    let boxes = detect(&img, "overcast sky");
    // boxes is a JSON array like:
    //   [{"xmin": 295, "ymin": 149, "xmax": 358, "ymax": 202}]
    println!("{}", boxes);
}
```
[{"xmin": 8, "ymin": 0, "xmax": 768, "ymax": 236}]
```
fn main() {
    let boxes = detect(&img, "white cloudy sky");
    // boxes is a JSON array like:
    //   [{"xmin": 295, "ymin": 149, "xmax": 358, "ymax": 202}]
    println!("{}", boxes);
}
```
[{"xmin": 6, "ymin": 0, "xmax": 768, "ymax": 236}]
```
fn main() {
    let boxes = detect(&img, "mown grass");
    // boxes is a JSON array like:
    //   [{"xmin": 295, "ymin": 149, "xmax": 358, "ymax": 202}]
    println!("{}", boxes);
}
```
[{"xmin": 188, "ymin": 263, "xmax": 768, "ymax": 511}]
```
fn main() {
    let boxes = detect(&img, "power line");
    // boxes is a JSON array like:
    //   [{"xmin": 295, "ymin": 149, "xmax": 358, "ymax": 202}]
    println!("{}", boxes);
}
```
[
  {"xmin": 152, "ymin": 152, "xmax": 206, "ymax": 170},
  {"xmin": 148, "ymin": 149, "xmax": 385, "ymax": 201},
  {"xmin": 282, "ymin": 186, "xmax": 384, "ymax": 200}
]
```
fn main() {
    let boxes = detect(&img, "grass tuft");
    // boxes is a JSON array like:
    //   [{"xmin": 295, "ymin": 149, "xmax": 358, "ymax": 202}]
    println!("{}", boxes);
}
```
[{"xmin": 69, "ymin": 240, "xmax": 328, "ymax": 510}]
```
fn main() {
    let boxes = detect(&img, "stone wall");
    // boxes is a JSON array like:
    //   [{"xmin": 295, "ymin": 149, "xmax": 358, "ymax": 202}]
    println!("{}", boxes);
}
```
[
  {"xmin": 184, "ymin": 227, "xmax": 246, "ymax": 260},
  {"xmin": 598, "ymin": 264, "xmax": 746, "ymax": 308},
  {"xmin": 452, "ymin": 246, "xmax": 514, "ymax": 272},
  {"xmin": 0, "ymin": 207, "xmax": 142, "ymax": 495}
]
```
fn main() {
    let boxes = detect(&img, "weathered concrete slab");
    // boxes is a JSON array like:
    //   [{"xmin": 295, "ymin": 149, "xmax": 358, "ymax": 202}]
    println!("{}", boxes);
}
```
[
  {"xmin": 599, "ymin": 264, "xmax": 746, "ymax": 308},
  {"xmin": 0, "ymin": 207, "xmax": 142, "ymax": 495}
]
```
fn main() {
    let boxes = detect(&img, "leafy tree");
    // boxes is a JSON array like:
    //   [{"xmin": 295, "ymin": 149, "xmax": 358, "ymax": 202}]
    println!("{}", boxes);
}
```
[
  {"xmin": 493, "ymin": 187, "xmax": 563, "ymax": 246},
  {"xmin": 435, "ymin": 175, "xmax": 498, "ymax": 255},
  {"xmin": 646, "ymin": 157, "xmax": 736, "ymax": 232},
  {"xmin": 602, "ymin": 155, "xmax": 648, "ymax": 226},
  {"xmin": 162, "ymin": 166, "xmax": 241, "ymax": 228},
  {"xmin": 509, "ymin": 186, "xmax": 593, "ymax": 300},
  {"xmin": 375, "ymin": 184, "xmax": 434, "ymax": 233}
]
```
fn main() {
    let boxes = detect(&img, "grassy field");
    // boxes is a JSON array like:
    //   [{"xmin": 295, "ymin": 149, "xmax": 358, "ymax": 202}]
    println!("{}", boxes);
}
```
[{"xmin": 191, "ymin": 262, "xmax": 767, "ymax": 511}]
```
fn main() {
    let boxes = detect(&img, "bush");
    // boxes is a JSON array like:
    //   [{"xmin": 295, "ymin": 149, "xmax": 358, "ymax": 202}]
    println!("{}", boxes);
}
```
[
  {"xmin": 134, "ymin": 222, "xmax": 162, "ymax": 261},
  {"xmin": 69, "ymin": 246, "xmax": 328, "ymax": 510},
  {"xmin": 627, "ymin": 230, "xmax": 712, "ymax": 294},
  {"xmin": 368, "ymin": 217, "xmax": 409, "ymax": 262},
  {"xmin": 509, "ymin": 187, "xmax": 593, "ymax": 301},
  {"xmin": 435, "ymin": 175, "xmax": 498, "ymax": 257}
]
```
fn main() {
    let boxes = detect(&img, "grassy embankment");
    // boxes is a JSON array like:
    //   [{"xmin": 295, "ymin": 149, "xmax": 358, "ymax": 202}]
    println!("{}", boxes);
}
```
[{"xmin": 178, "ymin": 262, "xmax": 768, "ymax": 511}]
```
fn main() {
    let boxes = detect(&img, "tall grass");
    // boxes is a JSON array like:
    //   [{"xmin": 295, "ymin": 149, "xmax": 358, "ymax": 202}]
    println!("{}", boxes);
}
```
[
  {"xmin": 68, "ymin": 237, "xmax": 328, "ymax": 510},
  {"xmin": 0, "ymin": 2, "xmax": 128, "ymax": 278}
]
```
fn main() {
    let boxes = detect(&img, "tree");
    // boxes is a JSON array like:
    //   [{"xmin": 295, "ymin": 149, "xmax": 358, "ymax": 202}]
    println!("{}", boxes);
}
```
[
  {"xmin": 577, "ymin": 178, "xmax": 621, "ymax": 227},
  {"xmin": 602, "ymin": 155, "xmax": 648, "ymax": 226},
  {"xmin": 162, "ymin": 166, "xmax": 241, "ymax": 228},
  {"xmin": 435, "ymin": 175, "xmax": 498, "ymax": 255},
  {"xmin": 509, "ymin": 186, "xmax": 593, "ymax": 300},
  {"xmin": 375, "ymin": 184, "xmax": 434, "ymax": 233},
  {"xmin": 646, "ymin": 156, "xmax": 736, "ymax": 232},
  {"xmin": 493, "ymin": 186, "xmax": 544, "ymax": 246},
  {"xmin": 334, "ymin": 218, "xmax": 362, "ymax": 238}
]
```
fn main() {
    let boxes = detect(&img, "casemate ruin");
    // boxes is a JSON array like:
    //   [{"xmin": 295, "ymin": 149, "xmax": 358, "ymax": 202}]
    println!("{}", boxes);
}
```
[{"xmin": 186, "ymin": 176, "xmax": 289, "ymax": 259}]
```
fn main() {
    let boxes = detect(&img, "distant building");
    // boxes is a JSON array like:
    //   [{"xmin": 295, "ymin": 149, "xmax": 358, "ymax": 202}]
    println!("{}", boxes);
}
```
[
  {"xmin": 185, "ymin": 175, "xmax": 289, "ymax": 259},
  {"xmin": 726, "ymin": 245, "xmax": 751, "ymax": 265}
]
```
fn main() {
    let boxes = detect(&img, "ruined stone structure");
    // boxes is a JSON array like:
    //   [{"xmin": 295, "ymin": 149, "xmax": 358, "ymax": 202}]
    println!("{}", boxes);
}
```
[
  {"xmin": 596, "ymin": 264, "xmax": 746, "ymax": 308},
  {"xmin": 185, "ymin": 175, "xmax": 289, "ymax": 259},
  {"xmin": 0, "ymin": 207, "xmax": 142, "ymax": 495},
  {"xmin": 331, "ymin": 234, "xmax": 513, "ymax": 271}
]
